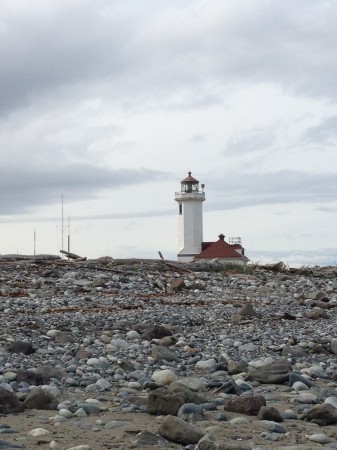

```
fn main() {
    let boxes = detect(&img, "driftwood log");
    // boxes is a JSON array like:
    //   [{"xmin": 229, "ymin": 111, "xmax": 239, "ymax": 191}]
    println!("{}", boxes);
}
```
[{"xmin": 60, "ymin": 250, "xmax": 87, "ymax": 261}]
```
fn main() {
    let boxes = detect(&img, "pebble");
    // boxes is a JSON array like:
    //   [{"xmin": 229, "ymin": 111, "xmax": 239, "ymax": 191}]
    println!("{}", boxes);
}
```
[{"xmin": 307, "ymin": 433, "xmax": 332, "ymax": 444}]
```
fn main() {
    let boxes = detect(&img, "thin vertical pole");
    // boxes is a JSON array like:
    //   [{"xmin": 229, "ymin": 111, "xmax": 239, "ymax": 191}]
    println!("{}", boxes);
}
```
[
  {"xmin": 61, "ymin": 195, "xmax": 64, "ymax": 254},
  {"xmin": 67, "ymin": 216, "xmax": 70, "ymax": 257},
  {"xmin": 34, "ymin": 229, "xmax": 36, "ymax": 255}
]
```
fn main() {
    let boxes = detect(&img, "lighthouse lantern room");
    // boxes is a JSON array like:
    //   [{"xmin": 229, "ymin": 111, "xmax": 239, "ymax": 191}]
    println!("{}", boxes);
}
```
[{"xmin": 175, "ymin": 171, "xmax": 205, "ymax": 262}]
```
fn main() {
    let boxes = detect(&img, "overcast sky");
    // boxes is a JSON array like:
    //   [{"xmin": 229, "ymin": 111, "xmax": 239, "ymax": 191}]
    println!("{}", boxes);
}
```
[{"xmin": 1, "ymin": 0, "xmax": 337, "ymax": 266}]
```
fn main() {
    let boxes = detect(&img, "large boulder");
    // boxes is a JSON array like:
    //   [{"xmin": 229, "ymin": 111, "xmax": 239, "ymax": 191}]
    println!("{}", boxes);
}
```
[
  {"xmin": 23, "ymin": 388, "xmax": 58, "ymax": 410},
  {"xmin": 8, "ymin": 341, "xmax": 35, "ymax": 355},
  {"xmin": 141, "ymin": 325, "xmax": 173, "ymax": 341},
  {"xmin": 0, "ymin": 387, "xmax": 24, "ymax": 414},
  {"xmin": 159, "ymin": 415, "xmax": 204, "ymax": 445},
  {"xmin": 148, "ymin": 390, "xmax": 185, "ymax": 416},
  {"xmin": 224, "ymin": 395, "xmax": 266, "ymax": 416},
  {"xmin": 246, "ymin": 359, "xmax": 292, "ymax": 384},
  {"xmin": 299, "ymin": 403, "xmax": 337, "ymax": 425}
]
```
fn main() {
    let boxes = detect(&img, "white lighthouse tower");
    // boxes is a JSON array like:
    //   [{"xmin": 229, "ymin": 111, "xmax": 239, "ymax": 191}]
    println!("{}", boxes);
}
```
[{"xmin": 175, "ymin": 172, "xmax": 205, "ymax": 262}]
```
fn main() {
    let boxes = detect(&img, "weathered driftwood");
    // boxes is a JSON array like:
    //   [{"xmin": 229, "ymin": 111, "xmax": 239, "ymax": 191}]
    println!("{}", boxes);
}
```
[
  {"xmin": 60, "ymin": 250, "xmax": 87, "ymax": 261},
  {"xmin": 0, "ymin": 254, "xmax": 61, "ymax": 261}
]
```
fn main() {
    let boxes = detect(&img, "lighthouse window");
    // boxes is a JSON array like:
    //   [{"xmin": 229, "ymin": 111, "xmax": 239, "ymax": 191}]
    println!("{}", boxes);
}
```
[{"xmin": 179, "ymin": 203, "xmax": 183, "ymax": 215}]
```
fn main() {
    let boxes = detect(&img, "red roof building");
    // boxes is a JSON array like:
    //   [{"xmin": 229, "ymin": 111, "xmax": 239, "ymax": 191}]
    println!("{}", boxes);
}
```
[{"xmin": 194, "ymin": 233, "xmax": 248, "ymax": 264}]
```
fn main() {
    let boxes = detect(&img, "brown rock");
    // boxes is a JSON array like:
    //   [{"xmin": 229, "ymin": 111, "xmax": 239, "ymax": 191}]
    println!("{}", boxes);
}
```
[
  {"xmin": 238, "ymin": 304, "xmax": 258, "ymax": 317},
  {"xmin": 148, "ymin": 390, "xmax": 185, "ymax": 416},
  {"xmin": 53, "ymin": 331, "xmax": 74, "ymax": 344},
  {"xmin": 224, "ymin": 395, "xmax": 266, "ymax": 415},
  {"xmin": 16, "ymin": 369, "xmax": 43, "ymax": 386},
  {"xmin": 169, "ymin": 279, "xmax": 185, "ymax": 292},
  {"xmin": 227, "ymin": 360, "xmax": 248, "ymax": 375},
  {"xmin": 141, "ymin": 325, "xmax": 173, "ymax": 340},
  {"xmin": 159, "ymin": 415, "xmax": 204, "ymax": 445},
  {"xmin": 0, "ymin": 387, "xmax": 24, "ymax": 414},
  {"xmin": 23, "ymin": 388, "xmax": 58, "ymax": 410},
  {"xmin": 258, "ymin": 406, "xmax": 283, "ymax": 422},
  {"xmin": 299, "ymin": 403, "xmax": 337, "ymax": 425},
  {"xmin": 151, "ymin": 345, "xmax": 179, "ymax": 362}
]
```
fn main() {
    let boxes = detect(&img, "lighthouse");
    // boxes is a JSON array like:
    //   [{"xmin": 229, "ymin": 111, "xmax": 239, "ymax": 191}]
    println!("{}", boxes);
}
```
[{"xmin": 175, "ymin": 172, "xmax": 205, "ymax": 262}]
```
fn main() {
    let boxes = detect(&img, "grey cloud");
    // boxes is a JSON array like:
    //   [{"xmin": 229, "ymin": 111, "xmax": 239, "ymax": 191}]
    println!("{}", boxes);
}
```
[
  {"xmin": 2, "ymin": 0, "xmax": 337, "ymax": 118},
  {"xmin": 0, "ymin": 164, "xmax": 167, "ymax": 214},
  {"xmin": 224, "ymin": 128, "xmax": 276, "ymax": 156},
  {"xmin": 298, "ymin": 115, "xmax": 337, "ymax": 148},
  {"xmin": 206, "ymin": 170, "xmax": 337, "ymax": 210}
]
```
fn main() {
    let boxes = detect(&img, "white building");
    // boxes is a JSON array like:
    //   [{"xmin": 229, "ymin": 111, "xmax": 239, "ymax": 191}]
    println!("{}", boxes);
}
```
[{"xmin": 174, "ymin": 172, "xmax": 205, "ymax": 262}]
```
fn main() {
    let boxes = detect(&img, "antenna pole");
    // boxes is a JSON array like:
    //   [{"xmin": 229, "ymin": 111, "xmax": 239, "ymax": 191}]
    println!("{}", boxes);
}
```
[
  {"xmin": 67, "ymin": 216, "xmax": 70, "ymax": 257},
  {"xmin": 34, "ymin": 229, "xmax": 36, "ymax": 255},
  {"xmin": 61, "ymin": 195, "xmax": 64, "ymax": 254}
]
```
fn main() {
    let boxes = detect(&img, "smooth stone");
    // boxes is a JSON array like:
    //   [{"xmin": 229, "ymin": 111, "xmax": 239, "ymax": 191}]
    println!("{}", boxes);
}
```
[
  {"xmin": 224, "ymin": 395, "xmax": 266, "ymax": 415},
  {"xmin": 151, "ymin": 369, "xmax": 178, "ymax": 385},
  {"xmin": 158, "ymin": 415, "xmax": 204, "ymax": 445},
  {"xmin": 73, "ymin": 408, "xmax": 87, "ymax": 417},
  {"xmin": 295, "ymin": 393, "xmax": 319, "ymax": 404},
  {"xmin": 324, "ymin": 396, "xmax": 337, "ymax": 409},
  {"xmin": 307, "ymin": 433, "xmax": 332, "ymax": 444},
  {"xmin": 126, "ymin": 330, "xmax": 140, "ymax": 339},
  {"xmin": 95, "ymin": 379, "xmax": 112, "ymax": 390},
  {"xmin": 104, "ymin": 421, "xmax": 130, "ymax": 429},
  {"xmin": 247, "ymin": 359, "xmax": 292, "ymax": 384},
  {"xmin": 178, "ymin": 403, "xmax": 204, "ymax": 417},
  {"xmin": 28, "ymin": 428, "xmax": 50, "ymax": 437},
  {"xmin": 265, "ymin": 421, "xmax": 287, "ymax": 433},
  {"xmin": 23, "ymin": 388, "xmax": 58, "ymax": 410},
  {"xmin": 230, "ymin": 416, "xmax": 249, "ymax": 425},
  {"xmin": 302, "ymin": 366, "xmax": 328, "ymax": 379},
  {"xmin": 148, "ymin": 390, "xmax": 185, "ymax": 416},
  {"xmin": 300, "ymin": 403, "xmax": 337, "ymax": 425},
  {"xmin": 58, "ymin": 408, "xmax": 73, "ymax": 419},
  {"xmin": 151, "ymin": 346, "xmax": 179, "ymax": 362},
  {"xmin": 258, "ymin": 406, "xmax": 283, "ymax": 422},
  {"xmin": 66, "ymin": 446, "xmax": 92, "ymax": 450},
  {"xmin": 292, "ymin": 381, "xmax": 309, "ymax": 392},
  {"xmin": 131, "ymin": 430, "xmax": 168, "ymax": 447},
  {"xmin": 289, "ymin": 373, "xmax": 314, "ymax": 388},
  {"xmin": 170, "ymin": 378, "xmax": 206, "ymax": 392},
  {"xmin": 195, "ymin": 359, "xmax": 217, "ymax": 370},
  {"xmin": 281, "ymin": 409, "xmax": 297, "ymax": 420},
  {"xmin": 0, "ymin": 387, "xmax": 24, "ymax": 414}
]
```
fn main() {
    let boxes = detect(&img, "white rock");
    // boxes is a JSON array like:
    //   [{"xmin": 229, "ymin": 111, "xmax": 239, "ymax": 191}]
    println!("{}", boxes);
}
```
[
  {"xmin": 195, "ymin": 358, "xmax": 216, "ymax": 370},
  {"xmin": 66, "ymin": 446, "xmax": 92, "ymax": 450},
  {"xmin": 42, "ymin": 384, "xmax": 60, "ymax": 397},
  {"xmin": 110, "ymin": 338, "xmax": 129, "ymax": 348},
  {"xmin": 127, "ymin": 330, "xmax": 140, "ymax": 339},
  {"xmin": 87, "ymin": 358, "xmax": 100, "ymax": 366},
  {"xmin": 29, "ymin": 427, "xmax": 50, "ymax": 437},
  {"xmin": 292, "ymin": 381, "xmax": 309, "ymax": 392},
  {"xmin": 46, "ymin": 330, "xmax": 61, "ymax": 337},
  {"xmin": 151, "ymin": 369, "xmax": 178, "ymax": 385},
  {"xmin": 324, "ymin": 396, "xmax": 337, "ymax": 409},
  {"xmin": 58, "ymin": 408, "xmax": 73, "ymax": 419},
  {"xmin": 230, "ymin": 417, "xmax": 249, "ymax": 425},
  {"xmin": 307, "ymin": 433, "xmax": 332, "ymax": 444},
  {"xmin": 96, "ymin": 378, "xmax": 112, "ymax": 389}
]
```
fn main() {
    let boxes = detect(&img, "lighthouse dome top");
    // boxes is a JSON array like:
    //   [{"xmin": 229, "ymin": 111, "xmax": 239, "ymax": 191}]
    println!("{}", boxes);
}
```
[{"xmin": 181, "ymin": 171, "xmax": 199, "ymax": 183}]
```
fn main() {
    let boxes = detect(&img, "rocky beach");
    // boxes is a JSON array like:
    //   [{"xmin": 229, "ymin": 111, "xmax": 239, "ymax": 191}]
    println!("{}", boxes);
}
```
[{"xmin": 0, "ymin": 255, "xmax": 336, "ymax": 449}]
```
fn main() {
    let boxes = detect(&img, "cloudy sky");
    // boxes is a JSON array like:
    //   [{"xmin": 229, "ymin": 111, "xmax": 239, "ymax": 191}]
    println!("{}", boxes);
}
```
[{"xmin": 1, "ymin": 0, "xmax": 337, "ymax": 266}]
